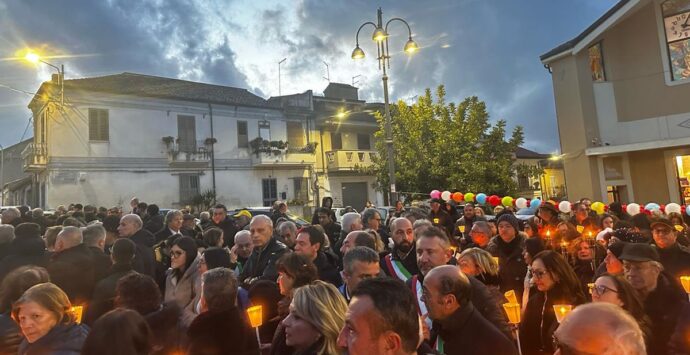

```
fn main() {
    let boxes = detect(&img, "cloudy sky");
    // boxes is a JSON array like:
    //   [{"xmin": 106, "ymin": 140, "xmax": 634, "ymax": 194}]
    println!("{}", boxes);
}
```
[{"xmin": 0, "ymin": 0, "xmax": 618, "ymax": 153}]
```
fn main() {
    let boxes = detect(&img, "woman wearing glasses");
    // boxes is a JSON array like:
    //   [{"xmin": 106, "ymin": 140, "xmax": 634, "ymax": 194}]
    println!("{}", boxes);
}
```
[
  {"xmin": 164, "ymin": 236, "xmax": 201, "ymax": 327},
  {"xmin": 591, "ymin": 273, "xmax": 651, "ymax": 344},
  {"xmin": 520, "ymin": 250, "xmax": 586, "ymax": 355}
]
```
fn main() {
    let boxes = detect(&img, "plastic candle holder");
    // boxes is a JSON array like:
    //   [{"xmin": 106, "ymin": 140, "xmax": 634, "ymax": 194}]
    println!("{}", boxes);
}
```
[
  {"xmin": 553, "ymin": 304, "xmax": 573, "ymax": 323},
  {"xmin": 247, "ymin": 305, "xmax": 263, "ymax": 328},
  {"xmin": 503, "ymin": 303, "xmax": 521, "ymax": 324}
]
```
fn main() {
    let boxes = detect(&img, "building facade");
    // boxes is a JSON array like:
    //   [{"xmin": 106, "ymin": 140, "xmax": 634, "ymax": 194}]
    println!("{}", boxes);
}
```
[
  {"xmin": 541, "ymin": 0, "xmax": 690, "ymax": 204},
  {"xmin": 0, "ymin": 139, "xmax": 32, "ymax": 206}
]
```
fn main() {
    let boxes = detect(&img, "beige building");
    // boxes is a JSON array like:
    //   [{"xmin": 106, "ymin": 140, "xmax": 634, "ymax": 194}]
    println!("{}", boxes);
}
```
[{"xmin": 541, "ymin": 0, "xmax": 690, "ymax": 204}]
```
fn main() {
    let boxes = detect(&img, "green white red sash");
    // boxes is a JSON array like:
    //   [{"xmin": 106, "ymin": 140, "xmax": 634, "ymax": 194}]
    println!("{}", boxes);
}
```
[
  {"xmin": 384, "ymin": 254, "xmax": 412, "ymax": 282},
  {"xmin": 434, "ymin": 336, "xmax": 444, "ymax": 353},
  {"xmin": 411, "ymin": 275, "xmax": 432, "ymax": 329}
]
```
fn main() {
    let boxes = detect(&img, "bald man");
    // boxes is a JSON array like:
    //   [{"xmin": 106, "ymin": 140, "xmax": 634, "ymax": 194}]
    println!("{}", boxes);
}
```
[
  {"xmin": 47, "ymin": 226, "xmax": 96, "ymax": 304},
  {"xmin": 553, "ymin": 303, "xmax": 646, "ymax": 354},
  {"xmin": 118, "ymin": 214, "xmax": 155, "ymax": 277},
  {"xmin": 423, "ymin": 265, "xmax": 516, "ymax": 355}
]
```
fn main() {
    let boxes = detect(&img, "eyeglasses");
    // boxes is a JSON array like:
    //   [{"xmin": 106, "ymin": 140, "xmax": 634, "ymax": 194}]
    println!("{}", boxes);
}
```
[
  {"xmin": 592, "ymin": 284, "xmax": 618, "ymax": 296},
  {"xmin": 532, "ymin": 269, "xmax": 549, "ymax": 279},
  {"xmin": 623, "ymin": 262, "xmax": 652, "ymax": 273},
  {"xmin": 171, "ymin": 250, "xmax": 184, "ymax": 258}
]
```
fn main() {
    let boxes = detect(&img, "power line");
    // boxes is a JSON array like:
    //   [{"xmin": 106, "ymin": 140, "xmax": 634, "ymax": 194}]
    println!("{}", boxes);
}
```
[
  {"xmin": 0, "ymin": 82, "xmax": 36, "ymax": 96},
  {"xmin": 19, "ymin": 114, "xmax": 33, "ymax": 143}
]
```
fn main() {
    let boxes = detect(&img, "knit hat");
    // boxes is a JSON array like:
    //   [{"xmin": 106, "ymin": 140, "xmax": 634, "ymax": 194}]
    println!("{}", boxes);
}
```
[
  {"xmin": 202, "ymin": 247, "xmax": 231, "ymax": 269},
  {"xmin": 14, "ymin": 223, "xmax": 41, "ymax": 239},
  {"xmin": 612, "ymin": 228, "xmax": 649, "ymax": 244},
  {"xmin": 607, "ymin": 241, "xmax": 626, "ymax": 259},
  {"xmin": 497, "ymin": 213, "xmax": 520, "ymax": 233}
]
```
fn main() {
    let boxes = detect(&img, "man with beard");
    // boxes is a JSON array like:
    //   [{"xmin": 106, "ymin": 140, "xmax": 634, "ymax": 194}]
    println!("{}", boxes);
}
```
[
  {"xmin": 453, "ymin": 203, "xmax": 486, "ymax": 247},
  {"xmin": 380, "ymin": 217, "xmax": 418, "ymax": 282}
]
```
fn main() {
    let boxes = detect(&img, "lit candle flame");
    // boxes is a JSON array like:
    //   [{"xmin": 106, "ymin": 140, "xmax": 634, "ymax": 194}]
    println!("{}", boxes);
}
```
[
  {"xmin": 553, "ymin": 304, "xmax": 573, "ymax": 323},
  {"xmin": 247, "ymin": 305, "xmax": 263, "ymax": 328}
]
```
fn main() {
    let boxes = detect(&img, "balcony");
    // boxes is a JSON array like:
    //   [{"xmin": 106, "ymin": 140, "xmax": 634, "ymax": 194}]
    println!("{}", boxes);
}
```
[
  {"xmin": 325, "ymin": 150, "xmax": 377, "ymax": 173},
  {"xmin": 251, "ymin": 150, "xmax": 316, "ymax": 169},
  {"xmin": 22, "ymin": 143, "xmax": 48, "ymax": 172},
  {"xmin": 167, "ymin": 140, "xmax": 211, "ymax": 168}
]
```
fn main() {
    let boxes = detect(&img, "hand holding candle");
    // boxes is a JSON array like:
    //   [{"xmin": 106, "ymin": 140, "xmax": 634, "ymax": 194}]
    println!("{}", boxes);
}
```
[
  {"xmin": 681, "ymin": 276, "xmax": 690, "ymax": 301},
  {"xmin": 553, "ymin": 304, "xmax": 573, "ymax": 323},
  {"xmin": 69, "ymin": 306, "xmax": 83, "ymax": 324},
  {"xmin": 503, "ymin": 303, "xmax": 521, "ymax": 325}
]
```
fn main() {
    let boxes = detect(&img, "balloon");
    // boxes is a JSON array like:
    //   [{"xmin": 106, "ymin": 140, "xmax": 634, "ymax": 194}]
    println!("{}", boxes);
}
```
[
  {"xmin": 488, "ymin": 195, "xmax": 501, "ymax": 207},
  {"xmin": 558, "ymin": 201, "xmax": 571, "ymax": 213},
  {"xmin": 645, "ymin": 203, "xmax": 660, "ymax": 212},
  {"xmin": 515, "ymin": 197, "xmax": 528, "ymax": 209},
  {"xmin": 502, "ymin": 196, "xmax": 514, "ymax": 207},
  {"xmin": 530, "ymin": 199, "xmax": 542, "ymax": 208},
  {"xmin": 686, "ymin": 205, "xmax": 690, "ymax": 216},
  {"xmin": 476, "ymin": 193, "xmax": 487, "ymax": 205},
  {"xmin": 452, "ymin": 192, "xmax": 463, "ymax": 203},
  {"xmin": 627, "ymin": 203, "xmax": 640, "ymax": 216},
  {"xmin": 464, "ymin": 193, "xmax": 475, "ymax": 203},
  {"xmin": 591, "ymin": 202, "xmax": 605, "ymax": 215},
  {"xmin": 430, "ymin": 190, "xmax": 441, "ymax": 199},
  {"xmin": 441, "ymin": 191, "xmax": 452, "ymax": 201}
]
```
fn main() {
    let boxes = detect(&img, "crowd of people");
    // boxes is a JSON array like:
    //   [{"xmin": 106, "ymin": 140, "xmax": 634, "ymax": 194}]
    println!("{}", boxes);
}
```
[{"xmin": 0, "ymin": 195, "xmax": 689, "ymax": 354}]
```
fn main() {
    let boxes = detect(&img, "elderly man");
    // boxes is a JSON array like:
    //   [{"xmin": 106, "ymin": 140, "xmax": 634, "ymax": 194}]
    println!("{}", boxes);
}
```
[
  {"xmin": 553, "ymin": 303, "xmax": 646, "ymax": 355},
  {"xmin": 453, "ymin": 203, "xmax": 486, "ymax": 246},
  {"xmin": 155, "ymin": 210, "xmax": 184, "ymax": 243},
  {"xmin": 82, "ymin": 223, "xmax": 112, "ymax": 281},
  {"xmin": 465, "ymin": 221, "xmax": 492, "ymax": 250},
  {"xmin": 0, "ymin": 207, "xmax": 21, "ymax": 227},
  {"xmin": 340, "ymin": 247, "xmax": 380, "ymax": 303},
  {"xmin": 362, "ymin": 208, "xmax": 388, "ymax": 246},
  {"xmin": 335, "ymin": 212, "xmax": 363, "ymax": 256},
  {"xmin": 48, "ymin": 226, "xmax": 96, "ymax": 304},
  {"xmin": 381, "ymin": 217, "xmax": 419, "ymax": 282},
  {"xmin": 621, "ymin": 242, "xmax": 687, "ymax": 355},
  {"xmin": 277, "ymin": 220, "xmax": 297, "ymax": 249},
  {"xmin": 210, "ymin": 204, "xmax": 239, "ymax": 248},
  {"xmin": 651, "ymin": 217, "xmax": 690, "ymax": 283},
  {"xmin": 340, "ymin": 231, "xmax": 376, "ymax": 257},
  {"xmin": 117, "ymin": 214, "xmax": 156, "ymax": 277},
  {"xmin": 294, "ymin": 225, "xmax": 342, "ymax": 287},
  {"xmin": 230, "ymin": 230, "xmax": 253, "ymax": 275},
  {"xmin": 238, "ymin": 215, "xmax": 288, "ymax": 287},
  {"xmin": 337, "ymin": 277, "xmax": 421, "ymax": 355},
  {"xmin": 423, "ymin": 265, "xmax": 516, "ymax": 355}
]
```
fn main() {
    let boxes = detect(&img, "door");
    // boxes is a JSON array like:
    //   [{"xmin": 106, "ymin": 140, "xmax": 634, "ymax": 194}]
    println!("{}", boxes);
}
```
[
  {"xmin": 262, "ymin": 178, "xmax": 278, "ymax": 207},
  {"xmin": 342, "ymin": 182, "xmax": 368, "ymax": 210},
  {"xmin": 177, "ymin": 115, "xmax": 196, "ymax": 152}
]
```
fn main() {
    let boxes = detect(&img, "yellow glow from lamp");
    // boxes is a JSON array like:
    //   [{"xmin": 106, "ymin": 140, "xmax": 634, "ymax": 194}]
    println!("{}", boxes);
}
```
[
  {"xmin": 25, "ymin": 52, "xmax": 40, "ymax": 63},
  {"xmin": 404, "ymin": 39, "xmax": 419, "ymax": 54},
  {"xmin": 372, "ymin": 27, "xmax": 388, "ymax": 42},
  {"xmin": 351, "ymin": 46, "xmax": 365, "ymax": 60}
]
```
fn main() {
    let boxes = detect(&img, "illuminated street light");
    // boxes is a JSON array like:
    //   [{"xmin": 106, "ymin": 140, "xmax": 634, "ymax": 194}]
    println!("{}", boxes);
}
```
[
  {"xmin": 351, "ymin": 7, "xmax": 419, "ymax": 203},
  {"xmin": 23, "ymin": 50, "xmax": 65, "ymax": 107}
]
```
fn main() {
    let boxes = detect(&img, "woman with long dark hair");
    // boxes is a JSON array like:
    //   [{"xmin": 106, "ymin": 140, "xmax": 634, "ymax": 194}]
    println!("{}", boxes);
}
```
[
  {"xmin": 520, "ymin": 250, "xmax": 586, "ymax": 355},
  {"xmin": 163, "ymin": 236, "xmax": 201, "ymax": 325},
  {"xmin": 81, "ymin": 308, "xmax": 152, "ymax": 355},
  {"xmin": 592, "ymin": 273, "xmax": 652, "ymax": 343}
]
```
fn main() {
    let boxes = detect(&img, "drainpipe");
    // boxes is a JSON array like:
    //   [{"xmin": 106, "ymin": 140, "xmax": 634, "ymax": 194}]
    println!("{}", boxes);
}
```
[{"xmin": 208, "ymin": 103, "xmax": 217, "ymax": 203}]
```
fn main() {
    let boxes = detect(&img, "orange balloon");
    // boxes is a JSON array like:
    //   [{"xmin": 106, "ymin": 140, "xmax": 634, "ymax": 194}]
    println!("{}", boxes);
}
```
[{"xmin": 452, "ymin": 192, "xmax": 463, "ymax": 203}]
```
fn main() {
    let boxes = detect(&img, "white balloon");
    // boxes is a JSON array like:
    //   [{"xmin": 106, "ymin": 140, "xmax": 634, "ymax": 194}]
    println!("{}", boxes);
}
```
[
  {"xmin": 558, "ymin": 201, "xmax": 571, "ymax": 213},
  {"xmin": 515, "ymin": 197, "xmax": 528, "ymax": 209},
  {"xmin": 441, "ymin": 190, "xmax": 452, "ymax": 201},
  {"xmin": 666, "ymin": 203, "xmax": 681, "ymax": 215},
  {"xmin": 627, "ymin": 203, "xmax": 641, "ymax": 216}
]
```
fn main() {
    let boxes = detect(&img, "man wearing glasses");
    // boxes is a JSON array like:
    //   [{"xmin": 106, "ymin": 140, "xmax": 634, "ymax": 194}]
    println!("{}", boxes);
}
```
[
  {"xmin": 651, "ymin": 217, "xmax": 690, "ymax": 284},
  {"xmin": 620, "ymin": 242, "xmax": 687, "ymax": 355}
]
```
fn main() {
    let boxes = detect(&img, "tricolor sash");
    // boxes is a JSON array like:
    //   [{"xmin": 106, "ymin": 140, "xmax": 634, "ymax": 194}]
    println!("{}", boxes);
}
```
[
  {"xmin": 384, "ymin": 254, "xmax": 413, "ymax": 282},
  {"xmin": 434, "ymin": 336, "xmax": 444, "ymax": 353},
  {"xmin": 411, "ymin": 275, "xmax": 432, "ymax": 329}
]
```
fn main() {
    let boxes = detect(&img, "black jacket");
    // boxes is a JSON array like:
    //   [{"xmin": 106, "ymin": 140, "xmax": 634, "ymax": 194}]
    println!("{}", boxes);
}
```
[
  {"xmin": 144, "ymin": 214, "xmax": 165, "ymax": 235},
  {"xmin": 85, "ymin": 263, "xmax": 135, "ymax": 325},
  {"xmin": 88, "ymin": 246, "xmax": 112, "ymax": 282},
  {"xmin": 314, "ymin": 251, "xmax": 342, "ymax": 287},
  {"xmin": 380, "ymin": 245, "xmax": 419, "ymax": 281},
  {"xmin": 321, "ymin": 222, "xmax": 342, "ymax": 248},
  {"xmin": 428, "ymin": 209, "xmax": 453, "ymax": 237},
  {"xmin": 0, "ymin": 313, "xmax": 21, "ymax": 355},
  {"xmin": 144, "ymin": 302, "xmax": 183, "ymax": 355},
  {"xmin": 130, "ymin": 229, "xmax": 156, "ymax": 277},
  {"xmin": 644, "ymin": 272, "xmax": 688, "ymax": 355},
  {"xmin": 239, "ymin": 237, "xmax": 289, "ymax": 287},
  {"xmin": 670, "ymin": 302, "xmax": 690, "ymax": 355},
  {"xmin": 47, "ymin": 244, "xmax": 96, "ymax": 304},
  {"xmin": 211, "ymin": 217, "xmax": 239, "ymax": 249},
  {"xmin": 154, "ymin": 227, "xmax": 175, "ymax": 243},
  {"xmin": 657, "ymin": 243, "xmax": 690, "ymax": 287},
  {"xmin": 187, "ymin": 307, "xmax": 260, "ymax": 355},
  {"xmin": 0, "ymin": 236, "xmax": 48, "ymax": 283},
  {"xmin": 453, "ymin": 215, "xmax": 487, "ymax": 245},
  {"xmin": 17, "ymin": 323, "xmax": 88, "ymax": 355},
  {"xmin": 431, "ymin": 302, "xmax": 517, "ymax": 355},
  {"xmin": 487, "ymin": 233, "xmax": 527, "ymax": 302}
]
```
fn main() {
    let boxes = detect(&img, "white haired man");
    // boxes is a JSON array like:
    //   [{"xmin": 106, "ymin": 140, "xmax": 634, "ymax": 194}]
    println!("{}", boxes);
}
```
[{"xmin": 238, "ymin": 215, "xmax": 288, "ymax": 288}]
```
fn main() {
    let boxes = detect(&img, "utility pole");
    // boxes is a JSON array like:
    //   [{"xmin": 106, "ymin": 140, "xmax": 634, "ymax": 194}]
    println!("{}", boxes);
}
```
[
  {"xmin": 323, "ymin": 61, "xmax": 330, "ymax": 82},
  {"xmin": 278, "ymin": 58, "xmax": 287, "ymax": 96}
]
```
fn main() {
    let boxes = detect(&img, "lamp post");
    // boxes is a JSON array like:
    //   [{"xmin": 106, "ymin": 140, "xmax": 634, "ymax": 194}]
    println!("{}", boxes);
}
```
[
  {"xmin": 352, "ymin": 8, "xmax": 418, "ymax": 204},
  {"xmin": 0, "ymin": 143, "xmax": 4, "ymax": 206},
  {"xmin": 25, "ymin": 52, "xmax": 64, "ymax": 107}
]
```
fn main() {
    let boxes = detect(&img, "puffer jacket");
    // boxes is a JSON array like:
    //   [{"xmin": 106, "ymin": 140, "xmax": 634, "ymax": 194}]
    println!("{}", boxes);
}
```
[{"xmin": 487, "ymin": 232, "xmax": 527, "ymax": 302}]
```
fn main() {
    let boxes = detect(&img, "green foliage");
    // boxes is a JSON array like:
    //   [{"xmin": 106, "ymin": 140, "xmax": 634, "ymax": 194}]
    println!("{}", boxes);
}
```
[
  {"xmin": 373, "ymin": 86, "xmax": 524, "ymax": 196},
  {"xmin": 190, "ymin": 189, "xmax": 217, "ymax": 212}
]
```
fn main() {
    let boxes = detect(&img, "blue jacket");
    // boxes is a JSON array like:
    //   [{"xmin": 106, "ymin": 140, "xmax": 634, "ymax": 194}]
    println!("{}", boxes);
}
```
[{"xmin": 18, "ymin": 323, "xmax": 89, "ymax": 355}]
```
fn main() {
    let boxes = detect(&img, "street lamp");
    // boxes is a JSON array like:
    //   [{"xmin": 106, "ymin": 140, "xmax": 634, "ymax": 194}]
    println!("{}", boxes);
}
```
[
  {"xmin": 352, "ymin": 7, "xmax": 418, "ymax": 203},
  {"xmin": 24, "ymin": 51, "xmax": 64, "ymax": 106}
]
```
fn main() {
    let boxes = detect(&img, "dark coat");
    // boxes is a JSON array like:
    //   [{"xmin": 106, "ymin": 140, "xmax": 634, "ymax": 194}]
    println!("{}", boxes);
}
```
[
  {"xmin": 154, "ymin": 227, "xmax": 175, "ymax": 243},
  {"xmin": 239, "ymin": 237, "xmax": 289, "ymax": 287},
  {"xmin": 431, "ymin": 303, "xmax": 517, "ymax": 355},
  {"xmin": 453, "ymin": 215, "xmax": 487, "ymax": 245},
  {"xmin": 0, "ymin": 235, "xmax": 48, "ymax": 283},
  {"xmin": 88, "ymin": 246, "xmax": 112, "ymax": 281},
  {"xmin": 211, "ymin": 217, "xmax": 239, "ymax": 249},
  {"xmin": 0, "ymin": 312, "xmax": 22, "ymax": 355},
  {"xmin": 17, "ymin": 323, "xmax": 89, "ymax": 355},
  {"xmin": 644, "ymin": 272, "xmax": 688, "ymax": 355},
  {"xmin": 130, "ymin": 229, "xmax": 156, "ymax": 277},
  {"xmin": 380, "ymin": 245, "xmax": 419, "ymax": 281},
  {"xmin": 657, "ymin": 243, "xmax": 690, "ymax": 287},
  {"xmin": 144, "ymin": 214, "xmax": 165, "ymax": 235},
  {"xmin": 187, "ymin": 307, "xmax": 260, "ymax": 355},
  {"xmin": 321, "ymin": 222, "xmax": 342, "ymax": 248},
  {"xmin": 84, "ymin": 263, "xmax": 135, "ymax": 325},
  {"xmin": 47, "ymin": 243, "xmax": 96, "ymax": 304},
  {"xmin": 314, "ymin": 251, "xmax": 342, "ymax": 287},
  {"xmin": 473, "ymin": 273, "xmax": 513, "ymax": 339},
  {"xmin": 428, "ymin": 209, "xmax": 453, "ymax": 237},
  {"xmin": 670, "ymin": 302, "xmax": 690, "ymax": 355},
  {"xmin": 487, "ymin": 233, "xmax": 527, "ymax": 302},
  {"xmin": 145, "ymin": 303, "xmax": 183, "ymax": 355}
]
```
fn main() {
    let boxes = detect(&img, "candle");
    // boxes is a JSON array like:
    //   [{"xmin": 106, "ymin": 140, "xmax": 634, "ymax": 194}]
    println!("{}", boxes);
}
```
[
  {"xmin": 492, "ymin": 256, "xmax": 500, "ymax": 266},
  {"xmin": 587, "ymin": 283, "xmax": 595, "ymax": 295},
  {"xmin": 70, "ymin": 306, "xmax": 83, "ymax": 324},
  {"xmin": 504, "ymin": 290, "xmax": 517, "ymax": 305},
  {"xmin": 553, "ymin": 304, "xmax": 573, "ymax": 323},
  {"xmin": 681, "ymin": 276, "xmax": 690, "ymax": 302},
  {"xmin": 546, "ymin": 229, "xmax": 551, "ymax": 237},
  {"xmin": 503, "ymin": 303, "xmax": 521, "ymax": 324},
  {"xmin": 459, "ymin": 225, "xmax": 465, "ymax": 233},
  {"xmin": 247, "ymin": 305, "xmax": 263, "ymax": 328}
]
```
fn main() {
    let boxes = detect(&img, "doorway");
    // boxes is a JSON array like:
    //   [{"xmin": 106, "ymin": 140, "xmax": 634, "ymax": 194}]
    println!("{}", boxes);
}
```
[{"xmin": 342, "ymin": 182, "xmax": 368, "ymax": 211}]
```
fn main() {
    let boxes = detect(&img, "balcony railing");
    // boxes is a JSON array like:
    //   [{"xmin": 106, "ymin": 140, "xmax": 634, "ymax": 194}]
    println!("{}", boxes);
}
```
[
  {"xmin": 166, "ymin": 140, "xmax": 211, "ymax": 168},
  {"xmin": 325, "ymin": 150, "xmax": 377, "ymax": 173},
  {"xmin": 251, "ymin": 150, "xmax": 316, "ymax": 168},
  {"xmin": 22, "ymin": 143, "xmax": 48, "ymax": 172}
]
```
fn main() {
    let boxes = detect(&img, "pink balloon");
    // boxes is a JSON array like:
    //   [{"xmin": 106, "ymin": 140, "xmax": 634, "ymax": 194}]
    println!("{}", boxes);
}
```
[{"xmin": 430, "ymin": 190, "xmax": 441, "ymax": 199}]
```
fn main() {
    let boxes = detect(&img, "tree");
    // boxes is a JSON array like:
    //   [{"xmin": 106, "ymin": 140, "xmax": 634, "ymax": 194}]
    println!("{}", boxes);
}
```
[{"xmin": 372, "ymin": 85, "xmax": 524, "ymax": 199}]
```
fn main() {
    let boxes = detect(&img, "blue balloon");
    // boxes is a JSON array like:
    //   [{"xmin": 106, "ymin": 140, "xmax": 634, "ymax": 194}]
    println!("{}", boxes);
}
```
[
  {"xmin": 686, "ymin": 205, "xmax": 690, "ymax": 216},
  {"xmin": 645, "ymin": 203, "xmax": 660, "ymax": 211},
  {"xmin": 530, "ymin": 199, "xmax": 542, "ymax": 208},
  {"xmin": 476, "ymin": 193, "xmax": 487, "ymax": 205}
]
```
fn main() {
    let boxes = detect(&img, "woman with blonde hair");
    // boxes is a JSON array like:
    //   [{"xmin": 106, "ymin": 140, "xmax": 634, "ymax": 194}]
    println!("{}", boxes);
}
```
[
  {"xmin": 458, "ymin": 247, "xmax": 505, "ymax": 315},
  {"xmin": 282, "ymin": 280, "xmax": 348, "ymax": 355},
  {"xmin": 12, "ymin": 282, "xmax": 89, "ymax": 354}
]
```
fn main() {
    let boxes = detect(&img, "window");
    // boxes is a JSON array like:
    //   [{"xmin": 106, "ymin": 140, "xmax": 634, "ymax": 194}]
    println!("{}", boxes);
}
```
[
  {"xmin": 518, "ymin": 174, "xmax": 530, "ymax": 190},
  {"xmin": 179, "ymin": 174, "xmax": 200, "ymax": 203},
  {"xmin": 293, "ymin": 177, "xmax": 309, "ymax": 203},
  {"xmin": 259, "ymin": 121, "xmax": 271, "ymax": 140},
  {"xmin": 88, "ymin": 108, "xmax": 109, "ymax": 141},
  {"xmin": 237, "ymin": 121, "xmax": 248, "ymax": 148},
  {"xmin": 331, "ymin": 132, "xmax": 342, "ymax": 150},
  {"xmin": 262, "ymin": 178, "xmax": 277, "ymax": 207},
  {"xmin": 588, "ymin": 42, "xmax": 606, "ymax": 82},
  {"xmin": 357, "ymin": 133, "xmax": 371, "ymax": 150},
  {"xmin": 287, "ymin": 121, "xmax": 304, "ymax": 148},
  {"xmin": 177, "ymin": 115, "xmax": 196, "ymax": 152},
  {"xmin": 661, "ymin": 0, "xmax": 690, "ymax": 81}
]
